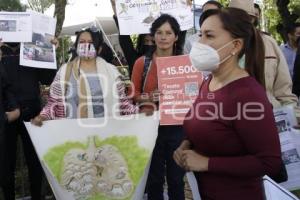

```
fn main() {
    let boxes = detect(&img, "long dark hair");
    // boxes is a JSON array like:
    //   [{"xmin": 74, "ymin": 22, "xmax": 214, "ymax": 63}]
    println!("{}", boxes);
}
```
[
  {"xmin": 70, "ymin": 28, "xmax": 103, "ymax": 61},
  {"xmin": 200, "ymin": 8, "xmax": 265, "ymax": 88},
  {"xmin": 150, "ymin": 14, "xmax": 182, "ymax": 56}
]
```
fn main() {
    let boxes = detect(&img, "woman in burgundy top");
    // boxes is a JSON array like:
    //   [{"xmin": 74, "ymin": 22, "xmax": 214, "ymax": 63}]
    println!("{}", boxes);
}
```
[{"xmin": 174, "ymin": 8, "xmax": 281, "ymax": 200}]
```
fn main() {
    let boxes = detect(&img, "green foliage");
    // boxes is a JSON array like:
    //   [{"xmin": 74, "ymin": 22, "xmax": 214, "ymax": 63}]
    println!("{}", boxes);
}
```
[
  {"xmin": 0, "ymin": 0, "xmax": 25, "ymax": 11},
  {"xmin": 263, "ymin": 0, "xmax": 283, "ymax": 42},
  {"xmin": 130, "ymin": 34, "xmax": 138, "ymax": 49},
  {"xmin": 289, "ymin": 1, "xmax": 300, "ymax": 22},
  {"xmin": 56, "ymin": 36, "xmax": 72, "ymax": 67},
  {"xmin": 218, "ymin": 0, "xmax": 229, "ymax": 7},
  {"xmin": 27, "ymin": 0, "xmax": 54, "ymax": 13},
  {"xmin": 264, "ymin": 0, "xmax": 300, "ymax": 43}
]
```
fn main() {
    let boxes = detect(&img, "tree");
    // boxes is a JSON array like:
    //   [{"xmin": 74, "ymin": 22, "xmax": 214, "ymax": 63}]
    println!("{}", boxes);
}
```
[
  {"xmin": 276, "ymin": 0, "xmax": 300, "ymax": 42},
  {"xmin": 54, "ymin": 0, "xmax": 67, "ymax": 37},
  {"xmin": 264, "ymin": 0, "xmax": 300, "ymax": 43},
  {"xmin": 26, "ymin": 0, "xmax": 67, "ymax": 37},
  {"xmin": 56, "ymin": 36, "xmax": 72, "ymax": 65},
  {"xmin": 218, "ymin": 0, "xmax": 229, "ymax": 6},
  {"xmin": 263, "ymin": 0, "xmax": 282, "ymax": 42},
  {"xmin": 0, "ymin": 0, "xmax": 24, "ymax": 11},
  {"xmin": 27, "ymin": 0, "xmax": 54, "ymax": 13}
]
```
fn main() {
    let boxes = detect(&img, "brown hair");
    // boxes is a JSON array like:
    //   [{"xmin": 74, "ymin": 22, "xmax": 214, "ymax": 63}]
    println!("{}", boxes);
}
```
[{"xmin": 200, "ymin": 8, "xmax": 265, "ymax": 88}]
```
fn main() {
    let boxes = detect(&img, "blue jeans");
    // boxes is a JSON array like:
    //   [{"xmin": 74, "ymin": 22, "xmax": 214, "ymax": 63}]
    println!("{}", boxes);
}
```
[{"xmin": 147, "ymin": 125, "xmax": 185, "ymax": 200}]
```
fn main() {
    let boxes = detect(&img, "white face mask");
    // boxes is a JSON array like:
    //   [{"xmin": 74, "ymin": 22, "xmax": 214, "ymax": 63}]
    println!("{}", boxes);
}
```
[
  {"xmin": 189, "ymin": 40, "xmax": 235, "ymax": 72},
  {"xmin": 76, "ymin": 43, "xmax": 96, "ymax": 59}
]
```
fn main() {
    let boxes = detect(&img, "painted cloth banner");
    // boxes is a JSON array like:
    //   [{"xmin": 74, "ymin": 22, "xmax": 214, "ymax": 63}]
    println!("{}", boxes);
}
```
[
  {"xmin": 156, "ymin": 55, "xmax": 203, "ymax": 125},
  {"xmin": 116, "ymin": 0, "xmax": 193, "ymax": 35},
  {"xmin": 25, "ymin": 114, "xmax": 159, "ymax": 200}
]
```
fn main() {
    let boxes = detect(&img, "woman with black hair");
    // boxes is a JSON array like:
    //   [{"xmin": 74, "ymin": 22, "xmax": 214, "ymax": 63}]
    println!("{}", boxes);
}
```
[
  {"xmin": 31, "ymin": 28, "xmax": 137, "ymax": 125},
  {"xmin": 130, "ymin": 14, "xmax": 185, "ymax": 200},
  {"xmin": 174, "ymin": 8, "xmax": 281, "ymax": 200}
]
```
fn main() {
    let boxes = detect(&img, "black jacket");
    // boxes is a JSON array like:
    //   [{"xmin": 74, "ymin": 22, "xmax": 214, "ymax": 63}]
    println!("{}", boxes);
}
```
[
  {"xmin": 113, "ymin": 15, "xmax": 139, "ymax": 76},
  {"xmin": 0, "ymin": 62, "xmax": 18, "ymax": 129},
  {"xmin": 0, "ymin": 62, "xmax": 18, "ymax": 183},
  {"xmin": 0, "ymin": 44, "xmax": 56, "ymax": 121}
]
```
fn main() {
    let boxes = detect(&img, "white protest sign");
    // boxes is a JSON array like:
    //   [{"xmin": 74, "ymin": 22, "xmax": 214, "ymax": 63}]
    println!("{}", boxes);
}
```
[
  {"xmin": 116, "ymin": 0, "xmax": 193, "ymax": 35},
  {"xmin": 20, "ymin": 10, "xmax": 57, "ymax": 69},
  {"xmin": 0, "ymin": 12, "xmax": 32, "ymax": 42}
]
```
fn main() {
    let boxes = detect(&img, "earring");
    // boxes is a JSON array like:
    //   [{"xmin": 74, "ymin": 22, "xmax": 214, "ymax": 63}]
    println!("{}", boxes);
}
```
[{"xmin": 231, "ymin": 52, "xmax": 236, "ymax": 56}]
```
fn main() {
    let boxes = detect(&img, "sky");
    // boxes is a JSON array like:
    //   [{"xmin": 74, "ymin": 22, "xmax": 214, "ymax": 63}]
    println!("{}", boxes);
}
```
[
  {"xmin": 20, "ymin": 0, "xmax": 263, "ymax": 28},
  {"xmin": 21, "ymin": 0, "xmax": 114, "ymax": 27}
]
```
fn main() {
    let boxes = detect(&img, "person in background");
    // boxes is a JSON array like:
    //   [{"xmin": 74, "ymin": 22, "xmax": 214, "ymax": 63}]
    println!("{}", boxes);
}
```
[
  {"xmin": 0, "ymin": 38, "xmax": 57, "ymax": 199},
  {"xmin": 229, "ymin": 0, "xmax": 298, "ymax": 108},
  {"xmin": 280, "ymin": 23, "xmax": 300, "ymax": 78},
  {"xmin": 31, "ymin": 27, "xmax": 137, "ymax": 125},
  {"xmin": 98, "ymin": 42, "xmax": 114, "ymax": 64},
  {"xmin": 130, "ymin": 14, "xmax": 185, "ymax": 200},
  {"xmin": 174, "ymin": 8, "xmax": 281, "ymax": 200},
  {"xmin": 0, "ymin": 61, "xmax": 20, "ymax": 187},
  {"xmin": 110, "ymin": 0, "xmax": 188, "ymax": 76},
  {"xmin": 110, "ymin": 0, "xmax": 155, "ymax": 76},
  {"xmin": 184, "ymin": 0, "xmax": 222, "ymax": 54},
  {"xmin": 253, "ymin": 3, "xmax": 261, "ymax": 28}
]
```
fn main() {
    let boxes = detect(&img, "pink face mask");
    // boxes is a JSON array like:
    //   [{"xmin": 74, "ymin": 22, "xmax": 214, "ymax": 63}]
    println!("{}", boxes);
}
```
[{"xmin": 76, "ymin": 43, "xmax": 97, "ymax": 59}]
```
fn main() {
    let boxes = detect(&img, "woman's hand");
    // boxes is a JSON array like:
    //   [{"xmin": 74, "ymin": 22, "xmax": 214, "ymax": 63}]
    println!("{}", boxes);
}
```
[
  {"xmin": 6, "ymin": 108, "xmax": 20, "ymax": 122},
  {"xmin": 173, "ymin": 140, "xmax": 191, "ymax": 168},
  {"xmin": 181, "ymin": 150, "xmax": 209, "ymax": 172},
  {"xmin": 137, "ymin": 91, "xmax": 160, "ymax": 104},
  {"xmin": 31, "ymin": 115, "xmax": 46, "ymax": 127},
  {"xmin": 150, "ymin": 89, "xmax": 161, "ymax": 103},
  {"xmin": 186, "ymin": 0, "xmax": 193, "ymax": 6},
  {"xmin": 50, "ymin": 37, "xmax": 59, "ymax": 49},
  {"xmin": 139, "ymin": 107, "xmax": 154, "ymax": 116}
]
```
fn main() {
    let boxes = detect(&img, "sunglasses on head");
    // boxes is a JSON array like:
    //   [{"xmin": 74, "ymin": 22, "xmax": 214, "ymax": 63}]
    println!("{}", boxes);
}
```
[{"xmin": 75, "ymin": 26, "xmax": 101, "ymax": 35}]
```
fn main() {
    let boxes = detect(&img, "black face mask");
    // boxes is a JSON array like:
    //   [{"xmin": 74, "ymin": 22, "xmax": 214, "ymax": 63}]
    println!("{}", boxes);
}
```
[{"xmin": 142, "ymin": 45, "xmax": 156, "ymax": 54}]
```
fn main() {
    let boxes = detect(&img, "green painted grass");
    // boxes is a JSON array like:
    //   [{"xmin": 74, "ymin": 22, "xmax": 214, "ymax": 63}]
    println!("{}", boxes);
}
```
[{"xmin": 43, "ymin": 135, "xmax": 149, "ymax": 200}]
